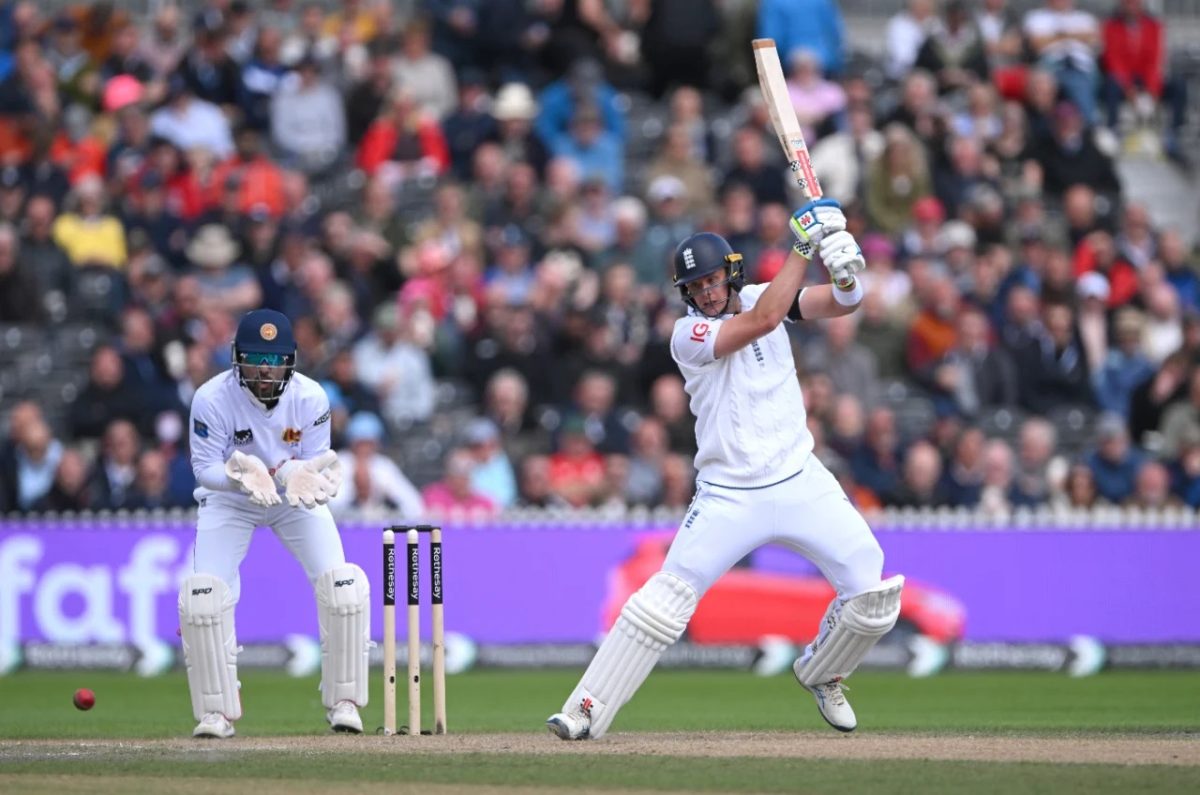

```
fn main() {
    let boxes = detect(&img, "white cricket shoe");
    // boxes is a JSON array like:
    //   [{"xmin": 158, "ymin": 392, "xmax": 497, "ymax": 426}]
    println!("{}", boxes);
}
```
[
  {"xmin": 546, "ymin": 710, "xmax": 590, "ymax": 740},
  {"xmin": 327, "ymin": 700, "xmax": 364, "ymax": 733},
  {"xmin": 193, "ymin": 712, "xmax": 236, "ymax": 739},
  {"xmin": 795, "ymin": 662, "xmax": 856, "ymax": 732}
]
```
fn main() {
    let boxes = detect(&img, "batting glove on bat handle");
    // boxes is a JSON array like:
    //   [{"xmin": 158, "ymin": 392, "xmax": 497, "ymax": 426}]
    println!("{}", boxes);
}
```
[{"xmin": 789, "ymin": 198, "xmax": 846, "ymax": 259}]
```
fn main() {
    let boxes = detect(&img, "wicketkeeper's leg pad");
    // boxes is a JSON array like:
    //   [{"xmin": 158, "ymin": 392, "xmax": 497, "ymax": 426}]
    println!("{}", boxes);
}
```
[
  {"xmin": 795, "ymin": 575, "xmax": 904, "ymax": 687},
  {"xmin": 179, "ymin": 573, "xmax": 242, "ymax": 722},
  {"xmin": 563, "ymin": 571, "xmax": 698, "ymax": 739},
  {"xmin": 315, "ymin": 563, "xmax": 371, "ymax": 709}
]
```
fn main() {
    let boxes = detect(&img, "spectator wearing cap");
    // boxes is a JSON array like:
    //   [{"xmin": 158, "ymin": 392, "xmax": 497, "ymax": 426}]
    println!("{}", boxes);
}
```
[
  {"xmin": 462, "ymin": 418, "xmax": 517, "ymax": 509},
  {"xmin": 643, "ymin": 174, "xmax": 696, "ymax": 270},
  {"xmin": 1076, "ymin": 269, "xmax": 1111, "ymax": 374},
  {"xmin": 486, "ymin": 82, "xmax": 550, "ymax": 177},
  {"xmin": 352, "ymin": 302, "xmax": 436, "ymax": 428},
  {"xmin": 484, "ymin": 224, "xmax": 536, "ymax": 306},
  {"xmin": 421, "ymin": 447, "xmax": 497, "ymax": 520},
  {"xmin": 329, "ymin": 411, "xmax": 425, "ymax": 518},
  {"xmin": 52, "ymin": 175, "xmax": 127, "ymax": 270},
  {"xmin": 186, "ymin": 224, "xmax": 262, "ymax": 314},
  {"xmin": 549, "ymin": 101, "xmax": 623, "ymax": 194},
  {"xmin": 356, "ymin": 86, "xmax": 451, "ymax": 179},
  {"xmin": 1085, "ymin": 412, "xmax": 1145, "ymax": 503},
  {"xmin": 149, "ymin": 77, "xmax": 234, "ymax": 160},
  {"xmin": 867, "ymin": 124, "xmax": 933, "ymax": 235},
  {"xmin": 391, "ymin": 18, "xmax": 458, "ymax": 121},
  {"xmin": 535, "ymin": 58, "xmax": 625, "ymax": 151},
  {"xmin": 270, "ymin": 52, "xmax": 346, "ymax": 175},
  {"xmin": 0, "ymin": 221, "xmax": 46, "ymax": 323}
]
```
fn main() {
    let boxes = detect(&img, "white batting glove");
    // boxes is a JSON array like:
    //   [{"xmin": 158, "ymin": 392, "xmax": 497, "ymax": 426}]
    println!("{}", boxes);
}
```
[
  {"xmin": 275, "ymin": 451, "xmax": 339, "ymax": 509},
  {"xmin": 789, "ymin": 198, "xmax": 847, "ymax": 259},
  {"xmin": 225, "ymin": 451, "xmax": 282, "ymax": 507},
  {"xmin": 819, "ymin": 231, "xmax": 866, "ymax": 289}
]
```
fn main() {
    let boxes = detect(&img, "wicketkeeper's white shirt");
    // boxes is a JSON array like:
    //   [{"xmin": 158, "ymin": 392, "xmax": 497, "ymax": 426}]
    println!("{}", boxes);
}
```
[
  {"xmin": 670, "ymin": 283, "xmax": 814, "ymax": 488},
  {"xmin": 189, "ymin": 369, "xmax": 332, "ymax": 501}
]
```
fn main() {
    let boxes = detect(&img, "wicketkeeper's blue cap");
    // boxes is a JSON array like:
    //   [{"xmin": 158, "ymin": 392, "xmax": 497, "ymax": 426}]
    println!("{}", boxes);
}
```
[{"xmin": 234, "ymin": 309, "xmax": 295, "ymax": 355}]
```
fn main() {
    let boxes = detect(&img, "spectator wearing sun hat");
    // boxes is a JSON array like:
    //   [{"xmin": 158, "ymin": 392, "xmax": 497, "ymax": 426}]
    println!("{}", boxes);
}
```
[{"xmin": 185, "ymin": 224, "xmax": 261, "ymax": 314}]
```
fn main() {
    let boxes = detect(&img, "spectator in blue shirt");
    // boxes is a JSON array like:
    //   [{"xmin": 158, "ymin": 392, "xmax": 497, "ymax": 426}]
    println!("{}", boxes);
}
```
[
  {"xmin": 757, "ymin": 0, "xmax": 846, "ymax": 76},
  {"xmin": 1085, "ymin": 413, "xmax": 1145, "ymax": 504},
  {"xmin": 536, "ymin": 58, "xmax": 625, "ymax": 149},
  {"xmin": 549, "ymin": 103, "xmax": 624, "ymax": 194}
]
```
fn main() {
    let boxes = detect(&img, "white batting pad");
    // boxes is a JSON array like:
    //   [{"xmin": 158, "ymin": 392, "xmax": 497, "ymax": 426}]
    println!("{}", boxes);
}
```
[
  {"xmin": 565, "ymin": 571, "xmax": 698, "ymax": 738},
  {"xmin": 315, "ymin": 564, "xmax": 371, "ymax": 708},
  {"xmin": 796, "ymin": 575, "xmax": 904, "ymax": 687},
  {"xmin": 178, "ymin": 574, "xmax": 242, "ymax": 721}
]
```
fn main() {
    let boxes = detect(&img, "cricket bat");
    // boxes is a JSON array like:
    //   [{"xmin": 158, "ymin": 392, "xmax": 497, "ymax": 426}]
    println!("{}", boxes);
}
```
[{"xmin": 752, "ymin": 38, "xmax": 822, "ymax": 200}]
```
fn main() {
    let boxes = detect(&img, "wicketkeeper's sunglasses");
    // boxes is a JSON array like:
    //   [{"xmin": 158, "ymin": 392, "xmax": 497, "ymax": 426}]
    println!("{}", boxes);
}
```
[{"xmin": 240, "ymin": 352, "xmax": 288, "ymax": 367}]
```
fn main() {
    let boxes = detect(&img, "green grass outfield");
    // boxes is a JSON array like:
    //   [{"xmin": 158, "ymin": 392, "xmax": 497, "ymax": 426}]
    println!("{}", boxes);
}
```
[{"xmin": 2, "ymin": 669, "xmax": 1199, "ymax": 794}]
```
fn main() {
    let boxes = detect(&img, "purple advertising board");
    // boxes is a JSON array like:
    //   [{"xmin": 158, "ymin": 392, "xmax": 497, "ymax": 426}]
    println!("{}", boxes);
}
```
[{"xmin": 1, "ymin": 520, "xmax": 1198, "ymax": 654}]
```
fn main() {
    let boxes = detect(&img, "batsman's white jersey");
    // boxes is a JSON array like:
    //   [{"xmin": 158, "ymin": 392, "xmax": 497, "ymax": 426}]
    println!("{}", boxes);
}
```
[
  {"xmin": 670, "ymin": 283, "xmax": 813, "ymax": 488},
  {"xmin": 188, "ymin": 370, "xmax": 346, "ymax": 602},
  {"xmin": 666, "ymin": 283, "xmax": 883, "ymax": 601}
]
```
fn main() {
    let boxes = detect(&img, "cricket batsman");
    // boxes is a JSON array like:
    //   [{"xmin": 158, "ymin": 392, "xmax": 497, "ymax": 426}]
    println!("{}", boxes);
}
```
[
  {"xmin": 183, "ymin": 308, "xmax": 370, "ymax": 738},
  {"xmin": 547, "ymin": 199, "xmax": 904, "ymax": 739}
]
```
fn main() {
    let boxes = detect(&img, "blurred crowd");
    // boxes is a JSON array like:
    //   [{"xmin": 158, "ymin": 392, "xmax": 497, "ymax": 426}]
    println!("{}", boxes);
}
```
[{"xmin": 0, "ymin": 0, "xmax": 1199, "ymax": 520}]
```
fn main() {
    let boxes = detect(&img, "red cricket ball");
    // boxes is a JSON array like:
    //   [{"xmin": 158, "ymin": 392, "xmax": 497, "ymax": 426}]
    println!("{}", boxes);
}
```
[{"xmin": 73, "ymin": 688, "xmax": 96, "ymax": 711}]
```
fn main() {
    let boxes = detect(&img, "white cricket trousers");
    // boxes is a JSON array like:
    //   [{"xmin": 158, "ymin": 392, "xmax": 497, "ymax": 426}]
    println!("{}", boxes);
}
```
[
  {"xmin": 663, "ymin": 455, "xmax": 884, "ymax": 600},
  {"xmin": 191, "ymin": 492, "xmax": 347, "ymax": 603}
]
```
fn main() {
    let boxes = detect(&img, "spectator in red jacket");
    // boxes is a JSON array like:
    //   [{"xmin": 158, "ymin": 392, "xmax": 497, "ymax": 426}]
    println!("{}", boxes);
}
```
[
  {"xmin": 356, "ymin": 87, "xmax": 450, "ymax": 179},
  {"xmin": 1100, "ymin": 0, "xmax": 1189, "ymax": 163}
]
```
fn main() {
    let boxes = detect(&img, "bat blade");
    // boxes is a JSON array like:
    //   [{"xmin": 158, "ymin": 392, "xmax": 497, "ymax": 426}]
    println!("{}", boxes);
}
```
[{"xmin": 752, "ymin": 38, "xmax": 822, "ymax": 200}]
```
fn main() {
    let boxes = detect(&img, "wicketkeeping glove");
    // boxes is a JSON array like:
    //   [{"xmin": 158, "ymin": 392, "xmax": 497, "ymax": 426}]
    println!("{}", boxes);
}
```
[
  {"xmin": 225, "ymin": 451, "xmax": 282, "ymax": 507},
  {"xmin": 789, "ymin": 198, "xmax": 847, "ymax": 259},
  {"xmin": 275, "ymin": 450, "xmax": 340, "ymax": 509},
  {"xmin": 819, "ymin": 230, "xmax": 866, "ymax": 289}
]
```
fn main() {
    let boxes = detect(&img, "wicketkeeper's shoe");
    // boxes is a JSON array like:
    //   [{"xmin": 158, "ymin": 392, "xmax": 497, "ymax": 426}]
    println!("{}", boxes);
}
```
[
  {"xmin": 795, "ymin": 662, "xmax": 856, "ymax": 733},
  {"xmin": 193, "ymin": 712, "xmax": 236, "ymax": 739},
  {"xmin": 546, "ymin": 710, "xmax": 591, "ymax": 740},
  {"xmin": 327, "ymin": 700, "xmax": 364, "ymax": 733}
]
